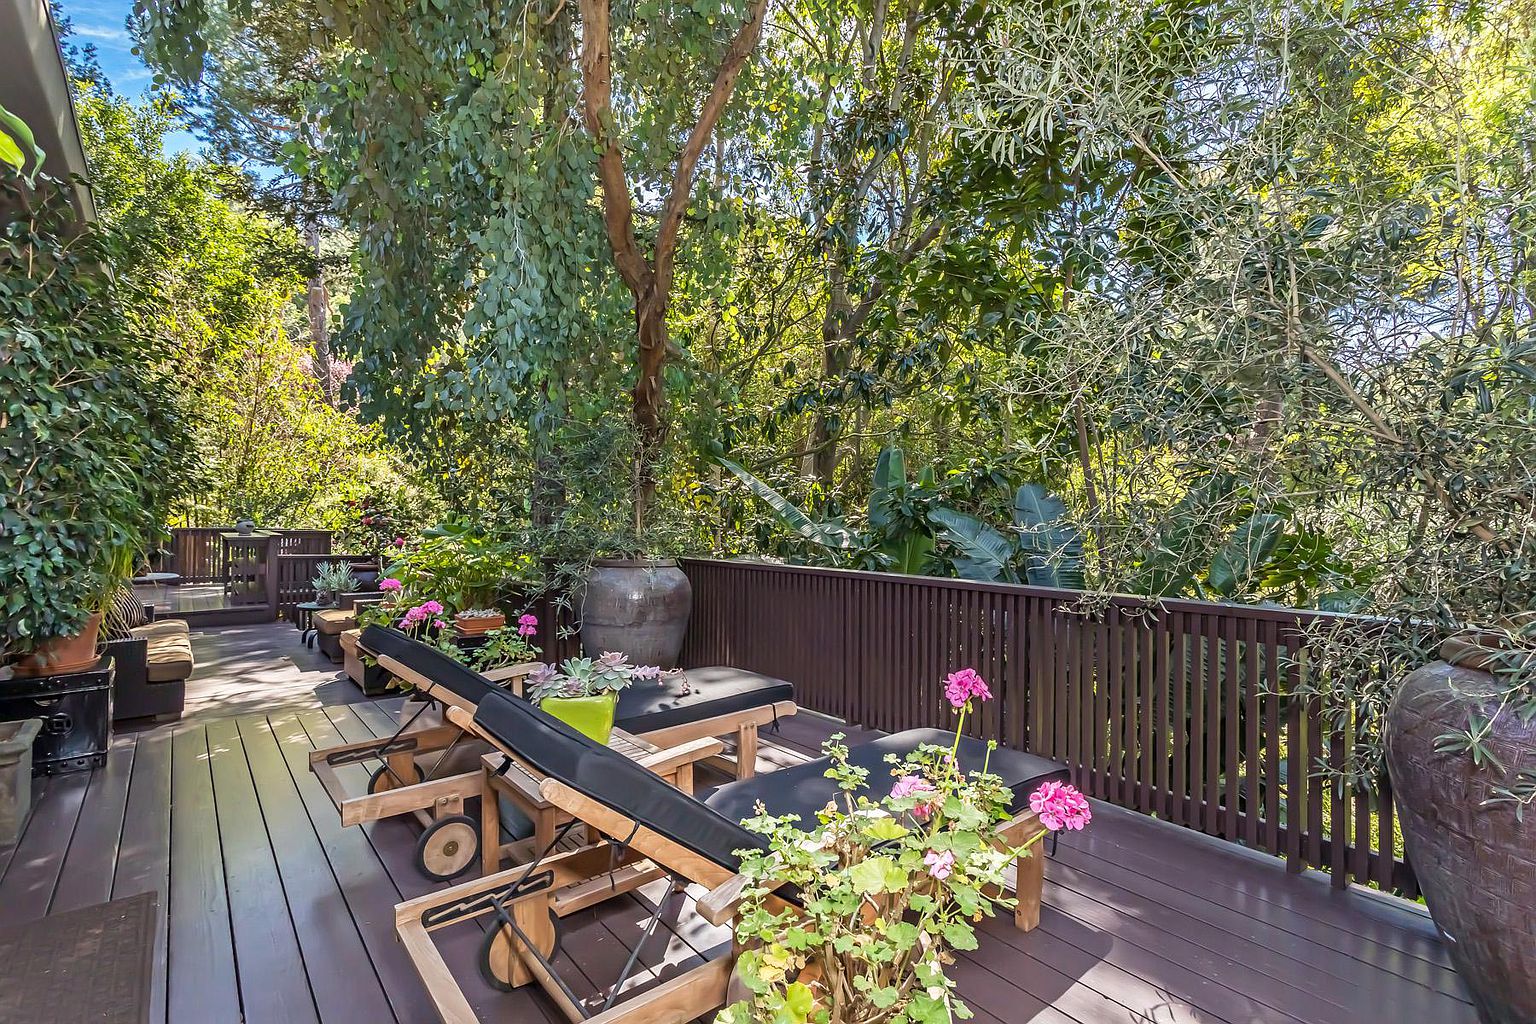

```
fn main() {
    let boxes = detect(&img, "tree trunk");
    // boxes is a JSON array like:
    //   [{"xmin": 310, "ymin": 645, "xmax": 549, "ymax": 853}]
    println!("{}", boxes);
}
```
[
  {"xmin": 633, "ymin": 286, "xmax": 669, "ymax": 516},
  {"xmin": 578, "ymin": 0, "xmax": 770, "ymax": 533},
  {"xmin": 811, "ymin": 259, "xmax": 853, "ymax": 484},
  {"xmin": 304, "ymin": 224, "xmax": 335, "ymax": 406}
]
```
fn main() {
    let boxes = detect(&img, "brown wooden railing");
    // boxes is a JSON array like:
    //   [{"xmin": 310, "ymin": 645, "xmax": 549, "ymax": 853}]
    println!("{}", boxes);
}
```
[
  {"xmin": 679, "ymin": 558, "xmax": 1416, "ymax": 896},
  {"xmin": 275, "ymin": 552, "xmax": 377, "ymax": 616},
  {"xmin": 170, "ymin": 527, "xmax": 228, "ymax": 583},
  {"xmin": 169, "ymin": 528, "xmax": 333, "ymax": 583}
]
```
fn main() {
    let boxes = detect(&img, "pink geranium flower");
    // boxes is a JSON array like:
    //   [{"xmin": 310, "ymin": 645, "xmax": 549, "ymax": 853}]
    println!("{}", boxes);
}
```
[
  {"xmin": 1030, "ymin": 781, "xmax": 1091, "ymax": 832},
  {"xmin": 923, "ymin": 849, "xmax": 955, "ymax": 880},
  {"xmin": 379, "ymin": 578, "xmax": 403, "ymax": 593},
  {"xmin": 943, "ymin": 668, "xmax": 992, "ymax": 709},
  {"xmin": 420, "ymin": 599, "xmax": 444, "ymax": 615},
  {"xmin": 890, "ymin": 774, "xmax": 937, "ymax": 821},
  {"xmin": 517, "ymin": 613, "xmax": 538, "ymax": 638}
]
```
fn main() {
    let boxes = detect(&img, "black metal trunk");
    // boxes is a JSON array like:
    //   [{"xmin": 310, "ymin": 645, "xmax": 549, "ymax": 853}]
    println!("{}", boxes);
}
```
[{"xmin": 0, "ymin": 662, "xmax": 114, "ymax": 775}]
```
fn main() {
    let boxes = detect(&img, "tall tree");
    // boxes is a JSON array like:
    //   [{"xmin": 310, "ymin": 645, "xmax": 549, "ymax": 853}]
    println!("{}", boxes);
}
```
[{"xmin": 578, "ymin": 0, "xmax": 770, "ymax": 523}]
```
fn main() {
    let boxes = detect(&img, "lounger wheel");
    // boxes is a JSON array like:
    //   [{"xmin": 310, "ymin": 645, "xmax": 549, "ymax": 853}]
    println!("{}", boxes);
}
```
[
  {"xmin": 367, "ymin": 762, "xmax": 422, "ymax": 794},
  {"xmin": 478, "ymin": 923, "xmax": 517, "ymax": 991},
  {"xmin": 415, "ymin": 814, "xmax": 479, "ymax": 881}
]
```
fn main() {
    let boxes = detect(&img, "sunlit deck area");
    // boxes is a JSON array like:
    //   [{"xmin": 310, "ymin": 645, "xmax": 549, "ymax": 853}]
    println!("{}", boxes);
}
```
[{"xmin": 0, "ymin": 624, "xmax": 1474, "ymax": 1024}]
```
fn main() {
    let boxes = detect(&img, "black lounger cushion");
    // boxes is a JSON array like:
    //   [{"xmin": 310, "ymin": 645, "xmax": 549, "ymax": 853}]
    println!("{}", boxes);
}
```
[
  {"xmin": 704, "ymin": 728, "xmax": 1070, "ymax": 825},
  {"xmin": 360, "ymin": 625, "xmax": 499, "ymax": 706},
  {"xmin": 617, "ymin": 667, "xmax": 794, "ymax": 734},
  {"xmin": 472, "ymin": 688, "xmax": 769, "ymax": 872}
]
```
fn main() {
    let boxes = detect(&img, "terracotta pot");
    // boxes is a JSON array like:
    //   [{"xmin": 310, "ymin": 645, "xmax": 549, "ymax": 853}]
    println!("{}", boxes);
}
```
[
  {"xmin": 1385, "ymin": 639, "xmax": 1536, "ymax": 1024},
  {"xmin": 453, "ymin": 611, "xmax": 505, "ymax": 638},
  {"xmin": 578, "ymin": 559, "xmax": 692, "ymax": 668},
  {"xmin": 12, "ymin": 612, "xmax": 104, "ymax": 677}
]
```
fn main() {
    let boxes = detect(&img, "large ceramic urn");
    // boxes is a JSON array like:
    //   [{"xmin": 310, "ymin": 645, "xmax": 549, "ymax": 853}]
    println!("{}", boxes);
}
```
[
  {"xmin": 578, "ymin": 559, "xmax": 692, "ymax": 668},
  {"xmin": 1385, "ymin": 637, "xmax": 1536, "ymax": 1024}
]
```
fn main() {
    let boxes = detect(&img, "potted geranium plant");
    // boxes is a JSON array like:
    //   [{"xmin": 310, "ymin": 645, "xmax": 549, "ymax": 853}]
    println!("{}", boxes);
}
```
[
  {"xmin": 718, "ymin": 670, "xmax": 1090, "ymax": 1024},
  {"xmin": 526, "ymin": 652, "xmax": 661, "ymax": 744}
]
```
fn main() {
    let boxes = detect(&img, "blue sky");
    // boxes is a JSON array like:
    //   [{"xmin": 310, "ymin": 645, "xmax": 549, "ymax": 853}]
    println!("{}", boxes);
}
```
[{"xmin": 58, "ymin": 0, "xmax": 199, "ymax": 153}]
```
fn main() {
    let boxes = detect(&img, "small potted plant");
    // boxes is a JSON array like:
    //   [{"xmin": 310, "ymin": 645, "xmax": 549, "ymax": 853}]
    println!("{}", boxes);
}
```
[
  {"xmin": 459, "ymin": 613, "xmax": 541, "ymax": 672},
  {"xmin": 719, "ymin": 670, "xmax": 1090, "ymax": 1024},
  {"xmin": 311, "ymin": 561, "xmax": 359, "ymax": 608},
  {"xmin": 525, "ymin": 652, "xmax": 661, "ymax": 744},
  {"xmin": 453, "ymin": 607, "xmax": 506, "ymax": 638}
]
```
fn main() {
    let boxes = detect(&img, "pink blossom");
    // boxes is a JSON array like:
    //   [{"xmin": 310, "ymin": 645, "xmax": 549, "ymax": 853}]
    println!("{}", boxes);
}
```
[
  {"xmin": 434, "ymin": 619, "xmax": 447, "ymax": 630},
  {"xmin": 420, "ymin": 600, "xmax": 444, "ymax": 615},
  {"xmin": 923, "ymin": 849, "xmax": 955, "ymax": 881},
  {"xmin": 890, "ymin": 774, "xmax": 937, "ymax": 821},
  {"xmin": 1030, "ymin": 781, "xmax": 1091, "ymax": 832},
  {"xmin": 517, "ymin": 613, "xmax": 538, "ymax": 638},
  {"xmin": 393, "ymin": 536, "xmax": 406, "ymax": 547},
  {"xmin": 379, "ymin": 578, "xmax": 403, "ymax": 593},
  {"xmin": 943, "ymin": 668, "xmax": 993, "ymax": 710}
]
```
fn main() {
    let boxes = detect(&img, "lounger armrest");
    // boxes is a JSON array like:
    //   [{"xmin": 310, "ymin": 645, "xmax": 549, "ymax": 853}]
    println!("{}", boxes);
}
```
[
  {"xmin": 698, "ymin": 872, "xmax": 752, "ymax": 927},
  {"xmin": 483, "ymin": 660, "xmax": 541, "ymax": 695},
  {"xmin": 635, "ymin": 737, "xmax": 726, "ymax": 777}
]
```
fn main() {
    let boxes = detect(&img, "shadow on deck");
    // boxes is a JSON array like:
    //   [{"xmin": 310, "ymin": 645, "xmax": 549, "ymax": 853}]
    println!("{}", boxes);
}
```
[{"xmin": 0, "ymin": 629, "xmax": 1473, "ymax": 1024}]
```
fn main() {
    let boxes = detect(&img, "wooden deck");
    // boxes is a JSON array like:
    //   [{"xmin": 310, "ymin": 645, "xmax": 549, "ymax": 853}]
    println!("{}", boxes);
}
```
[{"xmin": 0, "ymin": 698, "xmax": 1473, "ymax": 1024}]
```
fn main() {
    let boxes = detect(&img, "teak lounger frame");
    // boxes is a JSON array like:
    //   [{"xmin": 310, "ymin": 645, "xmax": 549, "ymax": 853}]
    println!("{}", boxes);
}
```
[
  {"xmin": 395, "ymin": 724, "xmax": 1047, "ymax": 1024},
  {"xmin": 308, "ymin": 649, "xmax": 795, "ymax": 879}
]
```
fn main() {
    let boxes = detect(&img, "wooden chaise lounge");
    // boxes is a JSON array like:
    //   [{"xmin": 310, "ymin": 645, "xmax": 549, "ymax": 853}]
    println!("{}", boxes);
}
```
[
  {"xmin": 386, "ymin": 641, "xmax": 1068, "ymax": 1024},
  {"xmin": 309, "ymin": 625, "xmax": 797, "ymax": 879}
]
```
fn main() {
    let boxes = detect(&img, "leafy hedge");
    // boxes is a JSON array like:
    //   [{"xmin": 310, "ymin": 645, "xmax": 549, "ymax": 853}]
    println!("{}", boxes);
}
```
[{"xmin": 1, "ymin": 174, "xmax": 193, "ymax": 656}]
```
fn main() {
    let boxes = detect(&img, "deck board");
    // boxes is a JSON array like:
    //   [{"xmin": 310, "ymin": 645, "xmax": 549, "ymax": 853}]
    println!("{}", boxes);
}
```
[
  {"xmin": 205, "ymin": 718, "xmax": 320, "ymax": 1024},
  {"xmin": 6, "ymin": 690, "xmax": 1472, "ymax": 1024},
  {"xmin": 49, "ymin": 734, "xmax": 135, "ymax": 914},
  {"xmin": 166, "ymin": 726, "xmax": 242, "ymax": 1024},
  {"xmin": 111, "ymin": 729, "xmax": 174, "ymax": 1024}
]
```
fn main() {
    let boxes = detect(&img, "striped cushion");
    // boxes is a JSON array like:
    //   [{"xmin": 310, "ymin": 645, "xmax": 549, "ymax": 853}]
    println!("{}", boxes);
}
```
[{"xmin": 102, "ymin": 584, "xmax": 148, "ymax": 639}]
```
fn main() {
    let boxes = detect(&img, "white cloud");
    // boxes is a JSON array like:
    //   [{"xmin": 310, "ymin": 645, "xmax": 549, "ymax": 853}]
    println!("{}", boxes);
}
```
[{"xmin": 73, "ymin": 23, "xmax": 130, "ymax": 42}]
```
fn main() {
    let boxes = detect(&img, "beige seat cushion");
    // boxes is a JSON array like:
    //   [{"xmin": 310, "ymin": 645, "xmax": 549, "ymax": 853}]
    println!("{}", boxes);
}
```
[
  {"xmin": 143, "ymin": 634, "xmax": 194, "ymax": 682},
  {"xmin": 129, "ymin": 619, "xmax": 190, "ymax": 642},
  {"xmin": 314, "ymin": 608, "xmax": 357, "ymax": 635}
]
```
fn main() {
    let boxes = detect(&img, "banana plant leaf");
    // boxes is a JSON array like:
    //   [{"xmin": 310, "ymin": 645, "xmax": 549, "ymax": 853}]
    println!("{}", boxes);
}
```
[
  {"xmin": 1205, "ymin": 512, "xmax": 1285, "ymax": 598},
  {"xmin": 868, "ymin": 446, "xmax": 907, "ymax": 530},
  {"xmin": 930, "ymin": 508, "xmax": 1019, "ymax": 583},
  {"xmin": 879, "ymin": 532, "xmax": 936, "ymax": 575},
  {"xmin": 1011, "ymin": 484, "xmax": 1087, "ymax": 589},
  {"xmin": 721, "ymin": 459, "xmax": 856, "ymax": 551}
]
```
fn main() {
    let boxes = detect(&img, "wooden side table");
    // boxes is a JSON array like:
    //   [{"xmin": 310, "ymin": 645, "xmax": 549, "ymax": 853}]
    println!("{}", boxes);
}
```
[{"xmin": 291, "ymin": 601, "xmax": 323, "ymax": 647}]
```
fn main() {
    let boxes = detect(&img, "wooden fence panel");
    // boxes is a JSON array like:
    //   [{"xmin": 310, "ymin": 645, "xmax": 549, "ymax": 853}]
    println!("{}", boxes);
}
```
[
  {"xmin": 678, "ymin": 558, "xmax": 1416, "ymax": 896},
  {"xmin": 170, "ymin": 528, "xmax": 228, "ymax": 583}
]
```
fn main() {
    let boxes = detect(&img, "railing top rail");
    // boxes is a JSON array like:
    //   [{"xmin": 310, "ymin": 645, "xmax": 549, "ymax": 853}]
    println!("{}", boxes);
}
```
[{"xmin": 679, "ymin": 557, "xmax": 1379, "ymax": 630}]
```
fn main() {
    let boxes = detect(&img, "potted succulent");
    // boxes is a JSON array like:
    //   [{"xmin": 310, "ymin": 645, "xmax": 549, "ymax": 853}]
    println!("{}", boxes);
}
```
[
  {"xmin": 1385, "ymin": 617, "xmax": 1536, "ymax": 1023},
  {"xmin": 311, "ymin": 560, "xmax": 359, "ymax": 608},
  {"xmin": 526, "ymin": 652, "xmax": 661, "ymax": 744},
  {"xmin": 719, "ymin": 670, "xmax": 1090, "ymax": 1024}
]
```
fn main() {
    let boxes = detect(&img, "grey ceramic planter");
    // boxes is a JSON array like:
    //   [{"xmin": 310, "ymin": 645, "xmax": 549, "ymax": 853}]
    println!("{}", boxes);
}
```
[
  {"xmin": 1386, "ymin": 642, "xmax": 1536, "ymax": 1024},
  {"xmin": 578, "ymin": 559, "xmax": 692, "ymax": 668}
]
